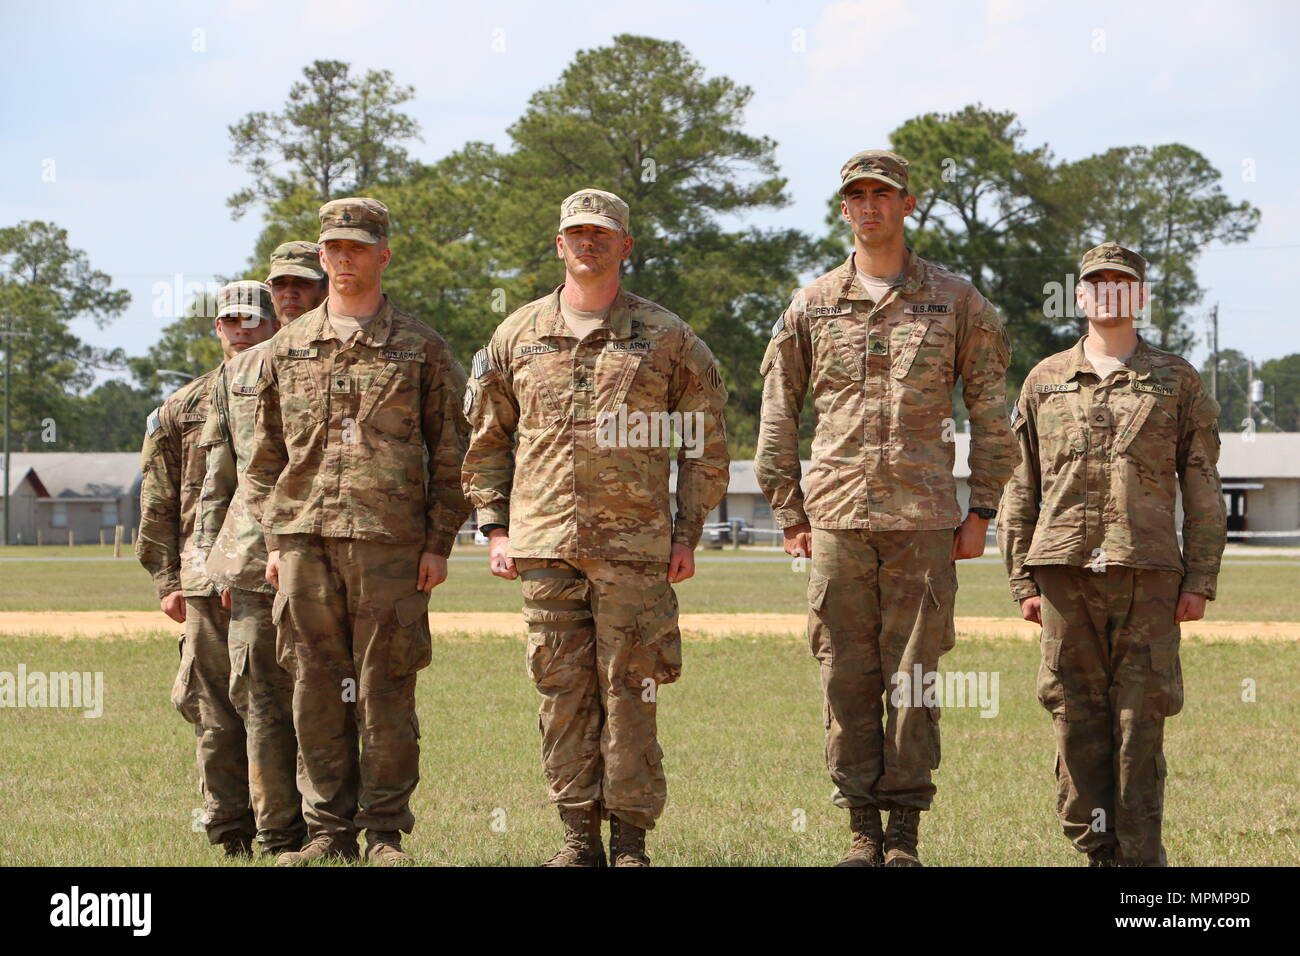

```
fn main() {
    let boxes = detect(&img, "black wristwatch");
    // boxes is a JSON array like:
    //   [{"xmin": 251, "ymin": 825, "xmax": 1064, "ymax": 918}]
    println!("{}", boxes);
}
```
[{"xmin": 969, "ymin": 507, "xmax": 997, "ymax": 520}]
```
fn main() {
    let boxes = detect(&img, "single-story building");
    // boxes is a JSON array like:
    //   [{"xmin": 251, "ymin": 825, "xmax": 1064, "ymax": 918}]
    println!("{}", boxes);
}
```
[{"xmin": 1, "ymin": 453, "xmax": 142, "ymax": 545}]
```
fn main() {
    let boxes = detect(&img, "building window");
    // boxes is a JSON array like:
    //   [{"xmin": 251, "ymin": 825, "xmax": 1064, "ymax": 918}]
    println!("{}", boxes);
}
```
[
  {"xmin": 51, "ymin": 502, "xmax": 68, "ymax": 528},
  {"xmin": 754, "ymin": 499, "xmax": 772, "ymax": 519},
  {"xmin": 102, "ymin": 502, "xmax": 119, "ymax": 527}
]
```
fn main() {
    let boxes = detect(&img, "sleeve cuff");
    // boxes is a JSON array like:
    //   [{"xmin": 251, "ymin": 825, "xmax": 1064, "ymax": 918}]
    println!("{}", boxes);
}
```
[
  {"xmin": 423, "ymin": 530, "xmax": 456, "ymax": 557},
  {"xmin": 475, "ymin": 503, "xmax": 511, "ymax": 529},
  {"xmin": 264, "ymin": 534, "xmax": 281, "ymax": 553},
  {"xmin": 774, "ymin": 508, "xmax": 809, "ymax": 529},
  {"xmin": 1009, "ymin": 578, "xmax": 1039, "ymax": 602},
  {"xmin": 154, "ymin": 571, "xmax": 182, "ymax": 601},
  {"xmin": 672, "ymin": 518, "xmax": 703, "ymax": 550},
  {"xmin": 1180, "ymin": 571, "xmax": 1217, "ymax": 600},
  {"xmin": 967, "ymin": 488, "xmax": 1002, "ymax": 512}
]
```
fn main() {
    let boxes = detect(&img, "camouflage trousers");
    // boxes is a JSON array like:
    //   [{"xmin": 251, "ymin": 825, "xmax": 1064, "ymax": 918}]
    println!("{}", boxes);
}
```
[
  {"xmin": 227, "ymin": 588, "xmax": 306, "ymax": 853},
  {"xmin": 515, "ymin": 558, "xmax": 681, "ymax": 831},
  {"xmin": 807, "ymin": 528, "xmax": 958, "ymax": 812},
  {"xmin": 275, "ymin": 534, "xmax": 431, "ymax": 839},
  {"xmin": 171, "ymin": 594, "xmax": 254, "ymax": 843},
  {"xmin": 1033, "ymin": 564, "xmax": 1183, "ymax": 866}
]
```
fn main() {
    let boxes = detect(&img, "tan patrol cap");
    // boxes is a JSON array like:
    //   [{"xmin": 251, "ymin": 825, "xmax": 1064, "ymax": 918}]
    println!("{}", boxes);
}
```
[
  {"xmin": 559, "ymin": 188, "xmax": 630, "ymax": 234},
  {"xmin": 216, "ymin": 280, "xmax": 274, "ymax": 322},
  {"xmin": 1079, "ymin": 241, "xmax": 1146, "ymax": 282},
  {"xmin": 839, "ymin": 149, "xmax": 910, "ymax": 194},
  {"xmin": 318, "ymin": 197, "xmax": 389, "ymax": 244},
  {"xmin": 266, "ymin": 240, "xmax": 324, "ymax": 282}
]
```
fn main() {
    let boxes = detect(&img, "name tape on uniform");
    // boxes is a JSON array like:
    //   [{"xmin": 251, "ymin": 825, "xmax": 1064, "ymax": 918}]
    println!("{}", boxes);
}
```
[
  {"xmin": 285, "ymin": 347, "xmax": 318, "ymax": 359},
  {"xmin": 806, "ymin": 305, "xmax": 852, "ymax": 318},
  {"xmin": 382, "ymin": 348, "xmax": 423, "ymax": 362},
  {"xmin": 512, "ymin": 343, "xmax": 560, "ymax": 359},
  {"xmin": 1033, "ymin": 383, "xmax": 1080, "ymax": 393},
  {"xmin": 180, "ymin": 412, "xmax": 207, "ymax": 423},
  {"xmin": 606, "ymin": 340, "xmax": 653, "ymax": 352},
  {"xmin": 232, "ymin": 384, "xmax": 259, "ymax": 396}
]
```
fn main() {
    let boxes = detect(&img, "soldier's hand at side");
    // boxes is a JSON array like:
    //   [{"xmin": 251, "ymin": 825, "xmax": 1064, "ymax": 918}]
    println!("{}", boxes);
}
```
[
  {"xmin": 667, "ymin": 542, "xmax": 695, "ymax": 583},
  {"xmin": 220, "ymin": 588, "xmax": 231, "ymax": 611},
  {"xmin": 418, "ymin": 552, "xmax": 447, "ymax": 592},
  {"xmin": 488, "ymin": 529, "xmax": 517, "ymax": 580},
  {"xmin": 783, "ymin": 523, "xmax": 813, "ymax": 559},
  {"xmin": 1020, "ymin": 595, "xmax": 1042, "ymax": 625},
  {"xmin": 952, "ymin": 513, "xmax": 989, "ymax": 560},
  {"xmin": 1175, "ymin": 591, "xmax": 1207, "ymax": 623},
  {"xmin": 160, "ymin": 590, "xmax": 187, "ymax": 623},
  {"xmin": 265, "ymin": 549, "xmax": 280, "ymax": 590}
]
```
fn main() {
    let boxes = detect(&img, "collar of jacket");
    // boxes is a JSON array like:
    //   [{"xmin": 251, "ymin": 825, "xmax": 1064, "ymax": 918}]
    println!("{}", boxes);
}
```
[
  {"xmin": 1066, "ymin": 333, "xmax": 1157, "ymax": 381},
  {"xmin": 535, "ymin": 285, "xmax": 635, "ymax": 341},
  {"xmin": 302, "ymin": 296, "xmax": 398, "ymax": 348},
  {"xmin": 836, "ymin": 248, "xmax": 928, "ymax": 301}
]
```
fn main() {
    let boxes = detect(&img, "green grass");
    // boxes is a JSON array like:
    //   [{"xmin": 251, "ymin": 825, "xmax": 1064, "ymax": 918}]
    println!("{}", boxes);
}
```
[
  {"xmin": 0, "ymin": 632, "xmax": 1295, "ymax": 866},
  {"xmin": 2, "ymin": 549, "xmax": 1299, "ymax": 620}
]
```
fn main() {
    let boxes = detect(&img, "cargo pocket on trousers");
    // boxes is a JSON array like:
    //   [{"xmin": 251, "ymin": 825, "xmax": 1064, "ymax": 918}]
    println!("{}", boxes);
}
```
[
  {"xmin": 807, "ymin": 572, "xmax": 832, "ymax": 664},
  {"xmin": 625, "ymin": 586, "xmax": 682, "ymax": 693},
  {"xmin": 925, "ymin": 566, "xmax": 958, "ymax": 656},
  {"xmin": 271, "ymin": 590, "xmax": 296, "ymax": 677},
  {"xmin": 927, "ymin": 704, "xmax": 942, "ymax": 769},
  {"xmin": 1036, "ymin": 631, "xmax": 1067, "ymax": 718},
  {"xmin": 170, "ymin": 636, "xmax": 200, "ymax": 725},
  {"xmin": 392, "ymin": 590, "xmax": 433, "ymax": 678},
  {"xmin": 1147, "ymin": 639, "xmax": 1183, "ymax": 718}
]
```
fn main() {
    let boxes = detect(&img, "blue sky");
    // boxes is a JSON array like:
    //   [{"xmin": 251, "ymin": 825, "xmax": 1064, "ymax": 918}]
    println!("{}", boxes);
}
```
[{"xmin": 3, "ymin": 0, "xmax": 1297, "ymax": 377}]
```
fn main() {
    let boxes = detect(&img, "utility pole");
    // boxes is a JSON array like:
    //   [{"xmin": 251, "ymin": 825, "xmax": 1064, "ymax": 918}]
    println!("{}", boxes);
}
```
[
  {"xmin": 1209, "ymin": 302, "xmax": 1219, "ymax": 404},
  {"xmin": 3, "ymin": 312, "xmax": 9, "ymax": 547}
]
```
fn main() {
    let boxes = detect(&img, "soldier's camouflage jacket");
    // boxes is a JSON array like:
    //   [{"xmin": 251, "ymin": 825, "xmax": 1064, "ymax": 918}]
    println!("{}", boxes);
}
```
[
  {"xmin": 136, "ymin": 369, "xmax": 221, "ymax": 599},
  {"xmin": 998, "ymin": 335, "xmax": 1227, "ymax": 601},
  {"xmin": 243, "ymin": 298, "xmax": 472, "ymax": 555},
  {"xmin": 755, "ymin": 251, "xmax": 1016, "ymax": 530},
  {"xmin": 461, "ymin": 287, "xmax": 730, "ymax": 561},
  {"xmin": 194, "ymin": 341, "xmax": 275, "ymax": 593}
]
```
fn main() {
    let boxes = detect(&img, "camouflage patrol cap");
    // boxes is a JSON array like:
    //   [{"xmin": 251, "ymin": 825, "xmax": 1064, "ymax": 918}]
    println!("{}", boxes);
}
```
[
  {"xmin": 216, "ymin": 280, "xmax": 274, "ymax": 322},
  {"xmin": 839, "ymin": 149, "xmax": 910, "ymax": 194},
  {"xmin": 266, "ymin": 240, "xmax": 324, "ymax": 282},
  {"xmin": 318, "ymin": 197, "xmax": 389, "ymax": 244},
  {"xmin": 559, "ymin": 188, "xmax": 630, "ymax": 234},
  {"xmin": 1079, "ymin": 241, "xmax": 1146, "ymax": 282}
]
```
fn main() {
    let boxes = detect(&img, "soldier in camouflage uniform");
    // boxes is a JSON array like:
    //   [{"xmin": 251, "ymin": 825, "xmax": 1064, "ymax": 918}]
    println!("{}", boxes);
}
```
[
  {"xmin": 756, "ymin": 151, "xmax": 1016, "ymax": 866},
  {"xmin": 194, "ymin": 246, "xmax": 326, "ymax": 856},
  {"xmin": 998, "ymin": 242, "xmax": 1226, "ymax": 866},
  {"xmin": 137, "ymin": 280, "xmax": 279, "ymax": 856},
  {"xmin": 462, "ymin": 189, "xmax": 730, "ymax": 867},
  {"xmin": 244, "ymin": 199, "xmax": 472, "ymax": 866}
]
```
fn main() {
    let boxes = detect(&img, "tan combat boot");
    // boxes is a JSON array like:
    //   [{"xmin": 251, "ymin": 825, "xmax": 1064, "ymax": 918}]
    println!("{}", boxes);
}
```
[
  {"xmin": 541, "ymin": 807, "xmax": 606, "ymax": 867},
  {"xmin": 836, "ymin": 806, "xmax": 884, "ymax": 867},
  {"xmin": 884, "ymin": 809, "xmax": 923, "ymax": 867},
  {"xmin": 609, "ymin": 815, "xmax": 651, "ymax": 867},
  {"xmin": 365, "ymin": 830, "xmax": 414, "ymax": 866},
  {"xmin": 275, "ymin": 834, "xmax": 360, "ymax": 867}
]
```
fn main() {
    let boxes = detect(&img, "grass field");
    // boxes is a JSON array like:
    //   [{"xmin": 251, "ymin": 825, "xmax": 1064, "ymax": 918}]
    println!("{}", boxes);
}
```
[
  {"xmin": 1, "ymin": 629, "xmax": 1297, "ymax": 867},
  {"xmin": 2, "ymin": 544, "xmax": 1297, "ymax": 866},
  {"xmin": 4, "ymin": 546, "xmax": 1300, "ymax": 620}
]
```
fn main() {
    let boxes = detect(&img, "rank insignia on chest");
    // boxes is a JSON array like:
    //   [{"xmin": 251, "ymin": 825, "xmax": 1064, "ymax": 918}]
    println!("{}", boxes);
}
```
[
  {"xmin": 382, "ymin": 348, "xmax": 422, "ymax": 362},
  {"xmin": 513, "ymin": 343, "xmax": 560, "ymax": 359},
  {"xmin": 807, "ymin": 305, "xmax": 852, "ymax": 318},
  {"xmin": 330, "ymin": 376, "xmax": 352, "ymax": 394},
  {"xmin": 867, "ymin": 333, "xmax": 889, "ymax": 355},
  {"xmin": 606, "ymin": 339, "xmax": 653, "ymax": 352},
  {"xmin": 1132, "ymin": 380, "xmax": 1177, "ymax": 396},
  {"xmin": 285, "ymin": 347, "xmax": 318, "ymax": 359},
  {"xmin": 1033, "ymin": 383, "xmax": 1080, "ymax": 393},
  {"xmin": 903, "ymin": 303, "xmax": 953, "ymax": 315}
]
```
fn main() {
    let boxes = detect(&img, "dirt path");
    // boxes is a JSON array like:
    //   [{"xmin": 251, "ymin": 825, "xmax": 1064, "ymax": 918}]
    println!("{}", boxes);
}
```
[{"xmin": 0, "ymin": 610, "xmax": 1296, "ymax": 642}]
